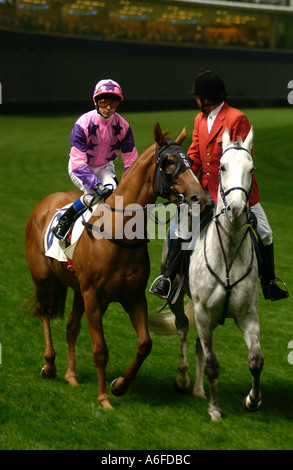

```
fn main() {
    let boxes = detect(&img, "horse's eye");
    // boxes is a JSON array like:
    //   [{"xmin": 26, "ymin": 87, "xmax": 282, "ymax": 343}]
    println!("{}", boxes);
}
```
[
  {"xmin": 249, "ymin": 167, "xmax": 255, "ymax": 174},
  {"xmin": 163, "ymin": 158, "xmax": 176, "ymax": 174},
  {"xmin": 220, "ymin": 165, "xmax": 226, "ymax": 172}
]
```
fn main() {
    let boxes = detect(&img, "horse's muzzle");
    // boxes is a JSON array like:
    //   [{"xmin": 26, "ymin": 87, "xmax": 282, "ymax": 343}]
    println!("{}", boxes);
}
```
[
  {"xmin": 226, "ymin": 203, "xmax": 248, "ymax": 222},
  {"xmin": 187, "ymin": 193, "xmax": 207, "ymax": 213}
]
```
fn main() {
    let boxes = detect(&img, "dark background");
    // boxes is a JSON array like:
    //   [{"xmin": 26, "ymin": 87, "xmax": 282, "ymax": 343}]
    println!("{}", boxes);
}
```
[{"xmin": 1, "ymin": 28, "xmax": 293, "ymax": 114}]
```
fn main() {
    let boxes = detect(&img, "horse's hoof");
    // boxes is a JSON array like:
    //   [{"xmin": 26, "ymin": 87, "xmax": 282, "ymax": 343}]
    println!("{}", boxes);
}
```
[
  {"xmin": 242, "ymin": 393, "xmax": 262, "ymax": 412},
  {"xmin": 65, "ymin": 374, "xmax": 79, "ymax": 386},
  {"xmin": 41, "ymin": 366, "xmax": 56, "ymax": 379},
  {"xmin": 98, "ymin": 394, "xmax": 114, "ymax": 410},
  {"xmin": 209, "ymin": 409, "xmax": 222, "ymax": 422},
  {"xmin": 208, "ymin": 404, "xmax": 222, "ymax": 422},
  {"xmin": 192, "ymin": 383, "xmax": 206, "ymax": 398},
  {"xmin": 174, "ymin": 375, "xmax": 190, "ymax": 393},
  {"xmin": 111, "ymin": 377, "xmax": 127, "ymax": 397}
]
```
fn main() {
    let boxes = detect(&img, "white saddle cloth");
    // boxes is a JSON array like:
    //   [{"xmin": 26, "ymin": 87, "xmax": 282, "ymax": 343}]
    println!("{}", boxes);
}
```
[{"xmin": 44, "ymin": 203, "xmax": 97, "ymax": 262}]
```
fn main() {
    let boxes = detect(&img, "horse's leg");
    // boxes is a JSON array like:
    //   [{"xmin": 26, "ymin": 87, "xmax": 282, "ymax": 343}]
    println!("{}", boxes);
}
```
[
  {"xmin": 65, "ymin": 291, "xmax": 84, "ymax": 386},
  {"xmin": 111, "ymin": 295, "xmax": 152, "ymax": 398},
  {"xmin": 40, "ymin": 313, "xmax": 57, "ymax": 379},
  {"xmin": 34, "ymin": 277, "xmax": 67, "ymax": 379},
  {"xmin": 237, "ymin": 313, "xmax": 264, "ymax": 412},
  {"xmin": 195, "ymin": 307, "xmax": 221, "ymax": 421},
  {"xmin": 192, "ymin": 336, "xmax": 206, "ymax": 398},
  {"xmin": 84, "ymin": 294, "xmax": 113, "ymax": 409},
  {"xmin": 172, "ymin": 292, "xmax": 190, "ymax": 391}
]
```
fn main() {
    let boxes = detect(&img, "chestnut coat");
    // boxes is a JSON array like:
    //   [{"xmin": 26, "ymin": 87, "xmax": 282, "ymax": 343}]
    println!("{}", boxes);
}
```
[{"xmin": 188, "ymin": 102, "xmax": 260, "ymax": 206}]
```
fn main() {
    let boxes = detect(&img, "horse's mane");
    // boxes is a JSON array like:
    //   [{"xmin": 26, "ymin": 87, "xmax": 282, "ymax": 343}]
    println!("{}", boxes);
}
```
[
  {"xmin": 230, "ymin": 137, "xmax": 244, "ymax": 147},
  {"xmin": 119, "ymin": 142, "xmax": 156, "ymax": 185},
  {"xmin": 119, "ymin": 129, "xmax": 170, "ymax": 186}
]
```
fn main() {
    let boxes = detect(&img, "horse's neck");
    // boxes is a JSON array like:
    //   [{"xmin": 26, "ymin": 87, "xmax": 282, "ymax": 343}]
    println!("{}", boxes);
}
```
[
  {"xmin": 114, "ymin": 148, "xmax": 157, "ymax": 207},
  {"xmin": 212, "ymin": 202, "xmax": 249, "ymax": 264}
]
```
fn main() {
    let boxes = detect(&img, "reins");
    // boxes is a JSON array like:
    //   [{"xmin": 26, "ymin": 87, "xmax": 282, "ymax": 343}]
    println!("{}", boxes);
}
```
[{"xmin": 204, "ymin": 221, "xmax": 255, "ymax": 325}]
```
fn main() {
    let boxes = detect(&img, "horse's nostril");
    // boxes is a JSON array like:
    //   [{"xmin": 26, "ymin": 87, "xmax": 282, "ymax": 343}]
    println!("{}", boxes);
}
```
[{"xmin": 190, "ymin": 195, "xmax": 199, "ymax": 204}]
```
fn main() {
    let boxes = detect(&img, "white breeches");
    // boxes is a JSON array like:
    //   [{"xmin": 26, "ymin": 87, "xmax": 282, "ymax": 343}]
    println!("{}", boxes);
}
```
[
  {"xmin": 68, "ymin": 161, "xmax": 117, "ymax": 197},
  {"xmin": 250, "ymin": 202, "xmax": 273, "ymax": 246}
]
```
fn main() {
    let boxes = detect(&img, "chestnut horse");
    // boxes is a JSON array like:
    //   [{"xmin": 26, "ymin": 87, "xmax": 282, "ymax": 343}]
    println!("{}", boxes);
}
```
[{"xmin": 25, "ymin": 123, "xmax": 206, "ymax": 409}]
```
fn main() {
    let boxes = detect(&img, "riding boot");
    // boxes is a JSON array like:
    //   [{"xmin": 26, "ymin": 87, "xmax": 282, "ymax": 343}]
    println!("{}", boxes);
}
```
[
  {"xmin": 52, "ymin": 199, "xmax": 86, "ymax": 240},
  {"xmin": 259, "ymin": 242, "xmax": 289, "ymax": 301},
  {"xmin": 149, "ymin": 238, "xmax": 183, "ymax": 299}
]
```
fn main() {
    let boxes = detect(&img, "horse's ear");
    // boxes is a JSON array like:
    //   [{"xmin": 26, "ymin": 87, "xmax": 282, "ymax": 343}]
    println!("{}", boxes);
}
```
[
  {"xmin": 175, "ymin": 126, "xmax": 187, "ymax": 146},
  {"xmin": 154, "ymin": 123, "xmax": 167, "ymax": 147},
  {"xmin": 222, "ymin": 127, "xmax": 231, "ymax": 151},
  {"xmin": 243, "ymin": 126, "xmax": 254, "ymax": 152}
]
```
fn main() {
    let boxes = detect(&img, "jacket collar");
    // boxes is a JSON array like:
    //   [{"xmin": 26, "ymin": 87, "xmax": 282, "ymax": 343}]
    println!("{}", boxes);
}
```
[{"xmin": 206, "ymin": 102, "xmax": 228, "ymax": 144}]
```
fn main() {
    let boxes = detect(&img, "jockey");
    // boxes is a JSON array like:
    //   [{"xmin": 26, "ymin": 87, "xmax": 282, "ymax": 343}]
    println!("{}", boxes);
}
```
[
  {"xmin": 150, "ymin": 71, "xmax": 289, "ymax": 302},
  {"xmin": 53, "ymin": 79, "xmax": 138, "ymax": 240}
]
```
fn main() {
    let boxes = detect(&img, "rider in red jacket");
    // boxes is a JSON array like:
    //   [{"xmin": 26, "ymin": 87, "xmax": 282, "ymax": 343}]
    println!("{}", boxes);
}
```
[
  {"xmin": 150, "ymin": 71, "xmax": 288, "ymax": 302},
  {"xmin": 188, "ymin": 101, "xmax": 260, "ymax": 207}
]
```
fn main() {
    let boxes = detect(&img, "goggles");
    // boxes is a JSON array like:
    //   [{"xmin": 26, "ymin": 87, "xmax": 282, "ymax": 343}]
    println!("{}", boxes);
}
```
[{"xmin": 97, "ymin": 99, "xmax": 119, "ymax": 109}]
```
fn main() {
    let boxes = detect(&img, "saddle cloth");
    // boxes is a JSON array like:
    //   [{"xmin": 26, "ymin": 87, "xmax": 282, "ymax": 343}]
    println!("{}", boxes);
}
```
[{"xmin": 44, "ymin": 203, "xmax": 97, "ymax": 262}]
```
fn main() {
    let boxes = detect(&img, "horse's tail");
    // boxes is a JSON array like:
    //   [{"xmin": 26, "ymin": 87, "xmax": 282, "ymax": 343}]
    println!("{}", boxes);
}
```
[
  {"xmin": 148, "ymin": 299, "xmax": 195, "ymax": 336},
  {"xmin": 20, "ymin": 296, "xmax": 38, "ymax": 316},
  {"xmin": 21, "ymin": 288, "xmax": 67, "ymax": 319}
]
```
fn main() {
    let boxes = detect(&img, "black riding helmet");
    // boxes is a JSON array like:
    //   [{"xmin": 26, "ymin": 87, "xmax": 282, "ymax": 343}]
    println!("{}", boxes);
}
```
[{"xmin": 191, "ymin": 71, "xmax": 227, "ymax": 112}]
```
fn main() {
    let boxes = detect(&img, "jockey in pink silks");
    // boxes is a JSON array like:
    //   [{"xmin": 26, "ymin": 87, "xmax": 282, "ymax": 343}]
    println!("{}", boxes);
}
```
[{"xmin": 53, "ymin": 79, "xmax": 139, "ymax": 240}]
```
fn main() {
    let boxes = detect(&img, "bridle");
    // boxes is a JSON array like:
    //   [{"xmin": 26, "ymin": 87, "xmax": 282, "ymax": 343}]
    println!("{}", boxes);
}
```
[
  {"xmin": 153, "ymin": 138, "xmax": 192, "ymax": 201},
  {"xmin": 205, "ymin": 145, "xmax": 255, "ymax": 325},
  {"xmin": 215, "ymin": 145, "xmax": 253, "ymax": 219}
]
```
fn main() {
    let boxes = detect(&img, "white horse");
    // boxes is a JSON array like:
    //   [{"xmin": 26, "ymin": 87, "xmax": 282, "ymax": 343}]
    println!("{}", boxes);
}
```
[{"xmin": 149, "ymin": 127, "xmax": 264, "ymax": 422}]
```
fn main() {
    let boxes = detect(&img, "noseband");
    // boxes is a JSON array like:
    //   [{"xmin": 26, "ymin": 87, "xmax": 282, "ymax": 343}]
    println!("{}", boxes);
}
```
[{"xmin": 154, "ymin": 138, "xmax": 192, "ymax": 199}]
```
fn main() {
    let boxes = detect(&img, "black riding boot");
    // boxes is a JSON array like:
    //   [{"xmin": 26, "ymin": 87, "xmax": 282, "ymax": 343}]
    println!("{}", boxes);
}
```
[
  {"xmin": 260, "ymin": 242, "xmax": 289, "ymax": 301},
  {"xmin": 52, "ymin": 204, "xmax": 80, "ymax": 240},
  {"xmin": 149, "ymin": 238, "xmax": 183, "ymax": 299}
]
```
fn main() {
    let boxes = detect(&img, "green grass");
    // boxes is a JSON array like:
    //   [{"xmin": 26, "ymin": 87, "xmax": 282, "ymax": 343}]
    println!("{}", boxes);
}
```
[{"xmin": 0, "ymin": 108, "xmax": 293, "ymax": 450}]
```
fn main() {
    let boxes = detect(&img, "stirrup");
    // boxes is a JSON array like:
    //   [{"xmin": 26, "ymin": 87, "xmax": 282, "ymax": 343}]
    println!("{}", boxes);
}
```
[{"xmin": 149, "ymin": 275, "xmax": 172, "ymax": 299}]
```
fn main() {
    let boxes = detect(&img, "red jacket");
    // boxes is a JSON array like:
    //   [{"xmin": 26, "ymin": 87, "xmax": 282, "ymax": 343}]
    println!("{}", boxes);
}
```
[{"xmin": 188, "ymin": 102, "xmax": 260, "ymax": 206}]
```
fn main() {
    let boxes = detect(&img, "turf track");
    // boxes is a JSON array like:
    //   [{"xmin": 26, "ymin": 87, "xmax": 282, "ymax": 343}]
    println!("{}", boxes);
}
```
[{"xmin": 0, "ymin": 108, "xmax": 293, "ymax": 451}]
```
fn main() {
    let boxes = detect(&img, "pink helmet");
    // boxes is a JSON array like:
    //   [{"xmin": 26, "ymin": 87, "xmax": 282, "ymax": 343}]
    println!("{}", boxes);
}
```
[{"xmin": 93, "ymin": 79, "xmax": 124, "ymax": 103}]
